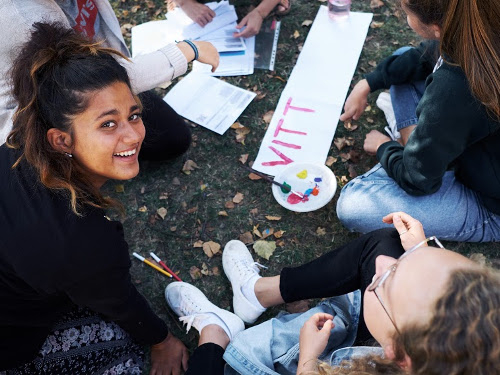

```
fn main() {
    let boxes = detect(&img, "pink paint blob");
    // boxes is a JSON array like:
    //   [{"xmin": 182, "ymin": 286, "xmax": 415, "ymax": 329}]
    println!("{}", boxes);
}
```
[{"xmin": 287, "ymin": 193, "xmax": 309, "ymax": 205}]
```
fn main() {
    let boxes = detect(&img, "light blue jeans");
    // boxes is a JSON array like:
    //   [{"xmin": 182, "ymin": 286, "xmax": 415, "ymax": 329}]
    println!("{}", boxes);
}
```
[{"xmin": 337, "ymin": 46, "xmax": 500, "ymax": 242}]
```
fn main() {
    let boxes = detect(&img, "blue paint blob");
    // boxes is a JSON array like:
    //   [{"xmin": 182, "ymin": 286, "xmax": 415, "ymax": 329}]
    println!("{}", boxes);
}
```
[
  {"xmin": 304, "ymin": 188, "xmax": 314, "ymax": 196},
  {"xmin": 314, "ymin": 177, "xmax": 322, "ymax": 182}
]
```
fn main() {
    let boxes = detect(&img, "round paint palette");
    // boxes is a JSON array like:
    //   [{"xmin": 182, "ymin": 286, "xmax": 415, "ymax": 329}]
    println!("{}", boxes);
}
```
[{"xmin": 272, "ymin": 162, "xmax": 337, "ymax": 212}]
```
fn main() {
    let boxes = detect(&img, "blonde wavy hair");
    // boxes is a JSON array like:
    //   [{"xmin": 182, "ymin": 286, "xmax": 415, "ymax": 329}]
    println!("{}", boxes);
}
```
[{"xmin": 302, "ymin": 267, "xmax": 500, "ymax": 375}]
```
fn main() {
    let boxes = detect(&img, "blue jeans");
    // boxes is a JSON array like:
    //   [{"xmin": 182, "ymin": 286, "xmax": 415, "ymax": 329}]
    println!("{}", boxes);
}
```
[
  {"xmin": 337, "ymin": 164, "xmax": 500, "ymax": 242},
  {"xmin": 337, "ymin": 46, "xmax": 500, "ymax": 242}
]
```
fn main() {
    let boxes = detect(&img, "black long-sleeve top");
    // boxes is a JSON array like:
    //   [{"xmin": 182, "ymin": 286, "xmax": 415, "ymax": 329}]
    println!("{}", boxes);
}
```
[
  {"xmin": 0, "ymin": 145, "xmax": 168, "ymax": 370},
  {"xmin": 365, "ymin": 41, "xmax": 500, "ymax": 214}
]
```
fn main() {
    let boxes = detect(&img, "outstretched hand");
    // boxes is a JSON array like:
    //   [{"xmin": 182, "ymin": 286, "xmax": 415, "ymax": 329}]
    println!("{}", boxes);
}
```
[
  {"xmin": 178, "ymin": 0, "xmax": 215, "ymax": 27},
  {"xmin": 383, "ymin": 212, "xmax": 426, "ymax": 251},
  {"xmin": 150, "ymin": 332, "xmax": 189, "ymax": 375},
  {"xmin": 297, "ymin": 313, "xmax": 334, "ymax": 373},
  {"xmin": 233, "ymin": 9, "xmax": 264, "ymax": 38},
  {"xmin": 340, "ymin": 79, "xmax": 370, "ymax": 122}
]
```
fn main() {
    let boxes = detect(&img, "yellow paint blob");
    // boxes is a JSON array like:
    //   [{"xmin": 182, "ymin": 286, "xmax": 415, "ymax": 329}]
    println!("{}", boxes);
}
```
[{"xmin": 296, "ymin": 169, "xmax": 308, "ymax": 179}]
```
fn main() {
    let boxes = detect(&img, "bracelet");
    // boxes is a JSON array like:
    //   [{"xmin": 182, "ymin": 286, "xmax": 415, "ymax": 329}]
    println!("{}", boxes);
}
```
[{"xmin": 178, "ymin": 39, "xmax": 199, "ymax": 61}]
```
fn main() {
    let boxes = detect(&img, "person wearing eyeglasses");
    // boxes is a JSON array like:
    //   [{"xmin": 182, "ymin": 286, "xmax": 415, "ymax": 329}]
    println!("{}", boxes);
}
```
[{"xmin": 164, "ymin": 211, "xmax": 500, "ymax": 375}]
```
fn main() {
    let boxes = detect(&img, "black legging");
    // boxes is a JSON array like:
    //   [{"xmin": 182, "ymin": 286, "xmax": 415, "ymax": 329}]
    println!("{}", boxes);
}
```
[
  {"xmin": 280, "ymin": 228, "xmax": 405, "ymax": 343},
  {"xmin": 186, "ymin": 229, "xmax": 405, "ymax": 374},
  {"xmin": 138, "ymin": 91, "xmax": 191, "ymax": 161}
]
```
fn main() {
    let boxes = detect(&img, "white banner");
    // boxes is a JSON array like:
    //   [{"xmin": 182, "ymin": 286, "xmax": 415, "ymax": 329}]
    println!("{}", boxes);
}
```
[{"xmin": 253, "ymin": 7, "xmax": 373, "ymax": 175}]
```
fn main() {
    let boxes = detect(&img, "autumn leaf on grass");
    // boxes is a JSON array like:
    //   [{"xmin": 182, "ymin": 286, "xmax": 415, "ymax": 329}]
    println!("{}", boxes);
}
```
[
  {"xmin": 225, "ymin": 201, "xmax": 235, "ymax": 209},
  {"xmin": 292, "ymin": 30, "xmax": 300, "ymax": 39},
  {"xmin": 337, "ymin": 175, "xmax": 349, "ymax": 187},
  {"xmin": 157, "ymin": 207, "xmax": 167, "ymax": 220},
  {"xmin": 370, "ymin": 0, "xmax": 384, "ymax": 8},
  {"xmin": 187, "ymin": 206, "xmax": 198, "ymax": 214},
  {"xmin": 261, "ymin": 228, "xmax": 274, "ymax": 239},
  {"xmin": 193, "ymin": 240, "xmax": 204, "ymax": 248},
  {"xmin": 138, "ymin": 206, "xmax": 148, "ymax": 212},
  {"xmin": 182, "ymin": 160, "xmax": 199, "ymax": 175},
  {"xmin": 301, "ymin": 20, "xmax": 313, "ymax": 27},
  {"xmin": 172, "ymin": 177, "xmax": 181, "ymax": 185},
  {"xmin": 370, "ymin": 21, "xmax": 385, "ymax": 29},
  {"xmin": 231, "ymin": 122, "xmax": 244, "ymax": 129},
  {"xmin": 316, "ymin": 227, "xmax": 326, "ymax": 236},
  {"xmin": 325, "ymin": 156, "xmax": 338, "ymax": 166},
  {"xmin": 239, "ymin": 154, "xmax": 249, "ymax": 164},
  {"xmin": 286, "ymin": 300, "xmax": 310, "ymax": 314},
  {"xmin": 159, "ymin": 192, "xmax": 168, "ymax": 200},
  {"xmin": 334, "ymin": 137, "xmax": 348, "ymax": 151},
  {"xmin": 274, "ymin": 230, "xmax": 285, "ymax": 239},
  {"xmin": 343, "ymin": 120, "xmax": 358, "ymax": 132},
  {"xmin": 265, "ymin": 215, "xmax": 281, "ymax": 221},
  {"xmin": 115, "ymin": 184, "xmax": 125, "ymax": 193},
  {"xmin": 248, "ymin": 173, "xmax": 262, "ymax": 180},
  {"xmin": 189, "ymin": 266, "xmax": 202, "ymax": 280},
  {"xmin": 233, "ymin": 192, "xmax": 244, "ymax": 204},
  {"xmin": 262, "ymin": 110, "xmax": 274, "ymax": 124},
  {"xmin": 218, "ymin": 210, "xmax": 228, "ymax": 216},
  {"xmin": 239, "ymin": 231, "xmax": 253, "ymax": 244},
  {"xmin": 203, "ymin": 241, "xmax": 221, "ymax": 258},
  {"xmin": 235, "ymin": 126, "xmax": 250, "ymax": 144},
  {"xmin": 250, "ymin": 208, "xmax": 259, "ymax": 215},
  {"xmin": 253, "ymin": 240, "xmax": 276, "ymax": 260},
  {"xmin": 253, "ymin": 225, "xmax": 262, "ymax": 238}
]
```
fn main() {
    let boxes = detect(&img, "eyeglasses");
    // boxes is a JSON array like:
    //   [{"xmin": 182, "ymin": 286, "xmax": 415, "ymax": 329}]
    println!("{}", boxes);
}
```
[{"xmin": 366, "ymin": 236, "xmax": 444, "ymax": 334}]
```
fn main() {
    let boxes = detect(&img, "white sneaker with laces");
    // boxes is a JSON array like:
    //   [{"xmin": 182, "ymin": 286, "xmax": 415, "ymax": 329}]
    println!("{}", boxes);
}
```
[
  {"xmin": 376, "ymin": 92, "xmax": 401, "ymax": 140},
  {"xmin": 165, "ymin": 282, "xmax": 244, "ymax": 340},
  {"xmin": 223, "ymin": 240, "xmax": 267, "ymax": 324}
]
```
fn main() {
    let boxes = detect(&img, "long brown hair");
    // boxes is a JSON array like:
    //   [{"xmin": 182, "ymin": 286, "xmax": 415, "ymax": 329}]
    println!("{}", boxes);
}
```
[
  {"xmin": 7, "ymin": 22, "xmax": 132, "ymax": 215},
  {"xmin": 305, "ymin": 267, "xmax": 500, "ymax": 375},
  {"xmin": 404, "ymin": 0, "xmax": 500, "ymax": 119}
]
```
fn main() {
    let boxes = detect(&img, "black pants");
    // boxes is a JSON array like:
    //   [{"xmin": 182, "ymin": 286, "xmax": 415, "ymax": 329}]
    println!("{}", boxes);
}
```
[
  {"xmin": 186, "ymin": 229, "xmax": 405, "ymax": 374},
  {"xmin": 280, "ymin": 228, "xmax": 405, "ymax": 343},
  {"xmin": 138, "ymin": 91, "xmax": 191, "ymax": 161}
]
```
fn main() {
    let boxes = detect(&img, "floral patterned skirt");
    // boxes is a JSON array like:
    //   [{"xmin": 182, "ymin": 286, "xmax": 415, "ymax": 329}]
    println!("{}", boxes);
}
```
[{"xmin": 3, "ymin": 307, "xmax": 144, "ymax": 375}]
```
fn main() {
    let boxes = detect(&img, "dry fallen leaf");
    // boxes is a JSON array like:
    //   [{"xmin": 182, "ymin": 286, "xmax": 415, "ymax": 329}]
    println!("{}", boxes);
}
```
[
  {"xmin": 370, "ymin": 21, "xmax": 385, "ymax": 29},
  {"xmin": 253, "ymin": 240, "xmax": 276, "ymax": 260},
  {"xmin": 233, "ymin": 192, "xmax": 244, "ymax": 204},
  {"xmin": 274, "ymin": 230, "xmax": 285, "ymax": 239},
  {"xmin": 334, "ymin": 137, "xmax": 348, "ymax": 151},
  {"xmin": 225, "ymin": 201, "xmax": 235, "ymax": 209},
  {"xmin": 293, "ymin": 30, "xmax": 300, "ymax": 39},
  {"xmin": 115, "ymin": 184, "xmax": 125, "ymax": 193},
  {"xmin": 301, "ymin": 20, "xmax": 313, "ymax": 27},
  {"xmin": 316, "ymin": 227, "xmax": 326, "ymax": 236},
  {"xmin": 239, "ymin": 231, "xmax": 254, "ymax": 244},
  {"xmin": 235, "ymin": 126, "xmax": 251, "ymax": 144},
  {"xmin": 189, "ymin": 266, "xmax": 202, "ymax": 280},
  {"xmin": 138, "ymin": 206, "xmax": 148, "ymax": 212},
  {"xmin": 157, "ymin": 207, "xmax": 167, "ymax": 220},
  {"xmin": 172, "ymin": 177, "xmax": 181, "ymax": 185},
  {"xmin": 370, "ymin": 0, "xmax": 384, "ymax": 8},
  {"xmin": 218, "ymin": 210, "xmax": 228, "ymax": 216},
  {"xmin": 263, "ymin": 110, "xmax": 274, "ymax": 124},
  {"xmin": 344, "ymin": 120, "xmax": 359, "ymax": 132},
  {"xmin": 231, "ymin": 122, "xmax": 244, "ymax": 129},
  {"xmin": 203, "ymin": 241, "xmax": 221, "ymax": 258},
  {"xmin": 261, "ymin": 228, "xmax": 274, "ymax": 239},
  {"xmin": 253, "ymin": 225, "xmax": 262, "ymax": 238},
  {"xmin": 201, "ymin": 262, "xmax": 211, "ymax": 276},
  {"xmin": 212, "ymin": 266, "xmax": 220, "ymax": 276},
  {"xmin": 187, "ymin": 206, "xmax": 198, "ymax": 214},
  {"xmin": 170, "ymin": 226, "xmax": 177, "ymax": 232},
  {"xmin": 239, "ymin": 154, "xmax": 249, "ymax": 164},
  {"xmin": 265, "ymin": 215, "xmax": 282, "ymax": 221},
  {"xmin": 248, "ymin": 173, "xmax": 262, "ymax": 180},
  {"xmin": 326, "ymin": 156, "xmax": 338, "ymax": 166},
  {"xmin": 250, "ymin": 208, "xmax": 259, "ymax": 215},
  {"xmin": 159, "ymin": 192, "xmax": 168, "ymax": 200},
  {"xmin": 193, "ymin": 240, "xmax": 204, "ymax": 248},
  {"xmin": 182, "ymin": 160, "xmax": 199, "ymax": 175}
]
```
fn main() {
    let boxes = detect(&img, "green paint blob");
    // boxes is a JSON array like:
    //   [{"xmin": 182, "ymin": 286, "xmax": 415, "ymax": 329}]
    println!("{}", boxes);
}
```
[{"xmin": 281, "ymin": 182, "xmax": 292, "ymax": 194}]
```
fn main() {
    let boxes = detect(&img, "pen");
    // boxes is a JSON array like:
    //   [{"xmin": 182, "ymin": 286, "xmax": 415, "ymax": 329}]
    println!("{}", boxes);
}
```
[
  {"xmin": 132, "ymin": 252, "xmax": 172, "ymax": 278},
  {"xmin": 150, "ymin": 252, "xmax": 182, "ymax": 282}
]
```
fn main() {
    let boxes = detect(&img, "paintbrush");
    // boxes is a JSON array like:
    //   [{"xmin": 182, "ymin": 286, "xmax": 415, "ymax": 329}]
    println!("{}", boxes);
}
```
[{"xmin": 241, "ymin": 165, "xmax": 304, "ymax": 198}]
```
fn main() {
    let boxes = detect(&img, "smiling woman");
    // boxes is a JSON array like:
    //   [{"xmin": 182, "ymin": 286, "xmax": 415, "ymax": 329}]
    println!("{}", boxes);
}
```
[{"xmin": 0, "ymin": 23, "xmax": 188, "ymax": 374}]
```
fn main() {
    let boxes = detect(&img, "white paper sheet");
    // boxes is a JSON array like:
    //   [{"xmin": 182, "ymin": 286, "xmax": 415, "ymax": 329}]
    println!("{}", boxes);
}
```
[
  {"xmin": 163, "ymin": 72, "xmax": 256, "ymax": 134},
  {"xmin": 253, "ymin": 7, "xmax": 373, "ymax": 176}
]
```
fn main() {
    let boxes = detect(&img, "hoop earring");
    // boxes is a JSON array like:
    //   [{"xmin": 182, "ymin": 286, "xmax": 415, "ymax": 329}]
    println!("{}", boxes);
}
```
[{"xmin": 64, "ymin": 152, "xmax": 73, "ymax": 158}]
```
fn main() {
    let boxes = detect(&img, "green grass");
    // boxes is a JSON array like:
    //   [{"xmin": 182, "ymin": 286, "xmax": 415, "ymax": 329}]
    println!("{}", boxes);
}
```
[{"xmin": 108, "ymin": 0, "xmax": 500, "ymax": 366}]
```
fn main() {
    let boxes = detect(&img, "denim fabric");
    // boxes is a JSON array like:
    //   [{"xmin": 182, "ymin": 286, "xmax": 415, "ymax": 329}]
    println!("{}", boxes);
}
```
[
  {"xmin": 329, "ymin": 346, "xmax": 384, "ymax": 366},
  {"xmin": 337, "ymin": 164, "xmax": 500, "ymax": 242},
  {"xmin": 223, "ymin": 291, "xmax": 362, "ymax": 375},
  {"xmin": 388, "ymin": 46, "xmax": 426, "ymax": 131}
]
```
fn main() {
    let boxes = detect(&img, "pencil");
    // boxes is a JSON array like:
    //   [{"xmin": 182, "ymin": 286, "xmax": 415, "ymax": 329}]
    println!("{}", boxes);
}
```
[
  {"xmin": 132, "ymin": 252, "xmax": 173, "ymax": 278},
  {"xmin": 241, "ymin": 165, "xmax": 304, "ymax": 198},
  {"xmin": 150, "ymin": 252, "xmax": 182, "ymax": 282}
]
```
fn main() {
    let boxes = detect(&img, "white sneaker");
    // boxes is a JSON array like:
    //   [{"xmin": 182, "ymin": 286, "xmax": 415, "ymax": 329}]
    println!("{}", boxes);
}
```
[
  {"xmin": 165, "ymin": 282, "xmax": 244, "ymax": 340},
  {"xmin": 223, "ymin": 240, "xmax": 267, "ymax": 324},
  {"xmin": 376, "ymin": 92, "xmax": 400, "ymax": 140}
]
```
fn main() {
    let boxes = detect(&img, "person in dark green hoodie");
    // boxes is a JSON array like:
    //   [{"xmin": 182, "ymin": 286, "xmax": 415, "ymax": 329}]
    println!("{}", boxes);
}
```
[{"xmin": 337, "ymin": 0, "xmax": 500, "ymax": 242}]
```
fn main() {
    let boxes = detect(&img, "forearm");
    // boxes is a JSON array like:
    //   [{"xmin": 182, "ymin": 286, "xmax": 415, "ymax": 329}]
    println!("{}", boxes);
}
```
[{"xmin": 255, "ymin": 0, "xmax": 281, "ymax": 17}]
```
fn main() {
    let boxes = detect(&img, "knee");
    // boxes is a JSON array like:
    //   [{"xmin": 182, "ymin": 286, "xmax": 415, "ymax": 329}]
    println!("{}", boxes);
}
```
[{"xmin": 336, "ymin": 185, "xmax": 359, "ymax": 231}]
